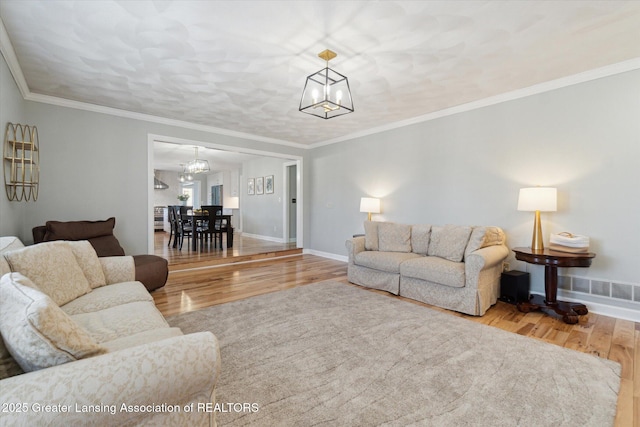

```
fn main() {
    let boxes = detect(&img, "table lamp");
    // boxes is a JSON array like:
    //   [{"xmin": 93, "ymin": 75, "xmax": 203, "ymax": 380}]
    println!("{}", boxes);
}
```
[
  {"xmin": 226, "ymin": 197, "xmax": 239, "ymax": 210},
  {"xmin": 360, "ymin": 197, "xmax": 380, "ymax": 221},
  {"xmin": 517, "ymin": 187, "xmax": 557, "ymax": 252}
]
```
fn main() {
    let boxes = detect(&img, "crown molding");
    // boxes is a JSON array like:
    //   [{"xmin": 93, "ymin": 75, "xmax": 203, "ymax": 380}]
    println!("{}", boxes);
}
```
[
  {"xmin": 23, "ymin": 92, "xmax": 307, "ymax": 149},
  {"xmin": 310, "ymin": 57, "xmax": 640, "ymax": 149},
  {"xmin": 0, "ymin": 17, "xmax": 29, "ymax": 98}
]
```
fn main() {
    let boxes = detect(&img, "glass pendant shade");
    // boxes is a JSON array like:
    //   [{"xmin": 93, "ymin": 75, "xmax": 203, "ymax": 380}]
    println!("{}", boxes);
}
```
[
  {"xmin": 299, "ymin": 50, "xmax": 354, "ymax": 119},
  {"xmin": 184, "ymin": 147, "xmax": 210, "ymax": 174},
  {"xmin": 178, "ymin": 164, "xmax": 194, "ymax": 182}
]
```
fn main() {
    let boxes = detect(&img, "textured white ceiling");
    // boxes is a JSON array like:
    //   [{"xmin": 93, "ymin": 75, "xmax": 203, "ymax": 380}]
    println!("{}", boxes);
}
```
[{"xmin": 1, "ymin": 1, "xmax": 639, "ymax": 146}]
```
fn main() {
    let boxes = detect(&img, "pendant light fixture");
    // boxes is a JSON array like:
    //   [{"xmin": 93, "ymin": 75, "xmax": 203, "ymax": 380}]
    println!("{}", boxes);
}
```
[
  {"xmin": 178, "ymin": 164, "xmax": 193, "ymax": 183},
  {"xmin": 184, "ymin": 146, "xmax": 210, "ymax": 175},
  {"xmin": 299, "ymin": 49, "xmax": 354, "ymax": 119}
]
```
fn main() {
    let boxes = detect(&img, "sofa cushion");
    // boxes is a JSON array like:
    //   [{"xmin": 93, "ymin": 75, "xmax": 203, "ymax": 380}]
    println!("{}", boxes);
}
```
[
  {"xmin": 43, "ymin": 217, "xmax": 126, "ymax": 257},
  {"xmin": 0, "ymin": 334, "xmax": 23, "ymax": 380},
  {"xmin": 61, "ymin": 281, "xmax": 153, "ymax": 316},
  {"xmin": 71, "ymin": 300, "xmax": 170, "ymax": 343},
  {"xmin": 411, "ymin": 224, "xmax": 432, "ymax": 255},
  {"xmin": 465, "ymin": 226, "xmax": 505, "ymax": 257},
  {"xmin": 62, "ymin": 241, "xmax": 107, "ymax": 289},
  {"xmin": 355, "ymin": 251, "xmax": 422, "ymax": 274},
  {"xmin": 0, "ymin": 236, "xmax": 24, "ymax": 277},
  {"xmin": 0, "ymin": 239, "xmax": 26, "ymax": 380},
  {"xmin": 378, "ymin": 222, "xmax": 412, "ymax": 252},
  {"xmin": 3, "ymin": 241, "xmax": 92, "ymax": 306},
  {"xmin": 0, "ymin": 273, "xmax": 107, "ymax": 372},
  {"xmin": 400, "ymin": 256, "xmax": 466, "ymax": 288},
  {"xmin": 101, "ymin": 327, "xmax": 183, "ymax": 352},
  {"xmin": 100, "ymin": 256, "xmax": 136, "ymax": 284},
  {"xmin": 427, "ymin": 225, "xmax": 473, "ymax": 262},
  {"xmin": 364, "ymin": 221, "xmax": 379, "ymax": 251}
]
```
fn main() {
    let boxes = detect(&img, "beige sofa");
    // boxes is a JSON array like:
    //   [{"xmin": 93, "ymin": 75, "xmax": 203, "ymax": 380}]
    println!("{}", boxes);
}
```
[
  {"xmin": 346, "ymin": 222, "xmax": 509, "ymax": 316},
  {"xmin": 0, "ymin": 236, "xmax": 220, "ymax": 426}
]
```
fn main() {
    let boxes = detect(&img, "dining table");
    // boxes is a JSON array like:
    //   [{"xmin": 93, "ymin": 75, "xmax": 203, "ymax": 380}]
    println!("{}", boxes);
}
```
[{"xmin": 186, "ymin": 211, "xmax": 233, "ymax": 251}]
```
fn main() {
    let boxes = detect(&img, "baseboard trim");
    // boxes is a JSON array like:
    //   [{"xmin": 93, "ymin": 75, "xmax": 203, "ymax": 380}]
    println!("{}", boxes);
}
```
[
  {"xmin": 241, "ymin": 233, "xmax": 285, "ymax": 243},
  {"xmin": 303, "ymin": 249, "xmax": 348, "ymax": 263}
]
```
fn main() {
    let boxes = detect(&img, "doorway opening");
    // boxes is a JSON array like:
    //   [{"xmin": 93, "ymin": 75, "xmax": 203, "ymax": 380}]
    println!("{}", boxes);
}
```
[
  {"xmin": 148, "ymin": 134, "xmax": 303, "ymax": 254},
  {"xmin": 284, "ymin": 162, "xmax": 297, "ymax": 244}
]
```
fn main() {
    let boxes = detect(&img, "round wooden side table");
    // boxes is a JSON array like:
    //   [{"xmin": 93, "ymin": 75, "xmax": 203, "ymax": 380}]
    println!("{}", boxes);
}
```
[{"xmin": 512, "ymin": 247, "xmax": 595, "ymax": 324}]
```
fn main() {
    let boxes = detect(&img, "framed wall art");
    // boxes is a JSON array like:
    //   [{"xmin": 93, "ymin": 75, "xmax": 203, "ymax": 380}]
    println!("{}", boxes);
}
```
[
  {"xmin": 265, "ymin": 175, "xmax": 274, "ymax": 194},
  {"xmin": 256, "ymin": 177, "xmax": 264, "ymax": 195},
  {"xmin": 247, "ymin": 178, "xmax": 255, "ymax": 195}
]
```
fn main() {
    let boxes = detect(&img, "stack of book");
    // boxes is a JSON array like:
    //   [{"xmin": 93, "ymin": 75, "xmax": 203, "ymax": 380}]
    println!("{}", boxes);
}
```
[{"xmin": 549, "ymin": 232, "xmax": 590, "ymax": 253}]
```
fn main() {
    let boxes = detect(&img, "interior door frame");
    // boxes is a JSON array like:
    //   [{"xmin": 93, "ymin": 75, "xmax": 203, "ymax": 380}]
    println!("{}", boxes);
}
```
[
  {"xmin": 147, "ymin": 133, "xmax": 303, "ymax": 252},
  {"xmin": 283, "ymin": 161, "xmax": 299, "ymax": 245}
]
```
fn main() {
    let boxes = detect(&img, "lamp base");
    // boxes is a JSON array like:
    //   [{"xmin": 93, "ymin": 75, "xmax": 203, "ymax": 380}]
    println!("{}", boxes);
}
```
[{"xmin": 531, "ymin": 210, "xmax": 544, "ymax": 252}]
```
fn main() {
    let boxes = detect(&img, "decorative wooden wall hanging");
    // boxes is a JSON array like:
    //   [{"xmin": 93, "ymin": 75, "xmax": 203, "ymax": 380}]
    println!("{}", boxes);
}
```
[{"xmin": 3, "ymin": 123, "xmax": 39, "ymax": 201}]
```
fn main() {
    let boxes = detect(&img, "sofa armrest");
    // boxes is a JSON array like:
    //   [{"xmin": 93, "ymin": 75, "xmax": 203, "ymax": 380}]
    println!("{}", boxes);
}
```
[
  {"xmin": 465, "ymin": 245, "xmax": 509, "ymax": 289},
  {"xmin": 0, "ymin": 332, "xmax": 220, "ymax": 426},
  {"xmin": 345, "ymin": 236, "xmax": 366, "ymax": 264},
  {"xmin": 99, "ymin": 256, "xmax": 135, "ymax": 284}
]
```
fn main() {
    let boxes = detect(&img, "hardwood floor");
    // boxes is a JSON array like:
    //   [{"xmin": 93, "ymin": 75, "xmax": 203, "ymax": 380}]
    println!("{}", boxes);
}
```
[
  {"xmin": 151, "ymin": 234, "xmax": 638, "ymax": 426},
  {"xmin": 154, "ymin": 230, "xmax": 301, "ymax": 271}
]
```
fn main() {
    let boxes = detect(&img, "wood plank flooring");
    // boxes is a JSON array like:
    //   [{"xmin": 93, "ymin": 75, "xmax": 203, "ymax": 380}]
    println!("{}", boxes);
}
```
[
  {"xmin": 154, "ymin": 231, "xmax": 301, "ymax": 271},
  {"xmin": 151, "ymin": 233, "xmax": 638, "ymax": 426}
]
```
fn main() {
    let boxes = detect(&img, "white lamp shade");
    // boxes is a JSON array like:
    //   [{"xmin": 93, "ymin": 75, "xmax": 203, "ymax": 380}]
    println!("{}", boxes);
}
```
[
  {"xmin": 226, "ymin": 197, "xmax": 239, "ymax": 209},
  {"xmin": 517, "ymin": 187, "xmax": 557, "ymax": 212},
  {"xmin": 360, "ymin": 197, "xmax": 380, "ymax": 214}
]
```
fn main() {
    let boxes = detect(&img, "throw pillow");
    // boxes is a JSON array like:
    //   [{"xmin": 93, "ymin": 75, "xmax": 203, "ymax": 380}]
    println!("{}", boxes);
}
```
[
  {"xmin": 0, "ymin": 273, "xmax": 106, "ymax": 372},
  {"xmin": 0, "ymin": 236, "xmax": 25, "ymax": 277},
  {"xmin": 378, "ymin": 222, "xmax": 412, "ymax": 252},
  {"xmin": 43, "ymin": 217, "xmax": 126, "ymax": 257},
  {"xmin": 428, "ymin": 225, "xmax": 473, "ymax": 262},
  {"xmin": 364, "ymin": 221, "xmax": 379, "ymax": 251},
  {"xmin": 62, "ymin": 241, "xmax": 107, "ymax": 289},
  {"xmin": 3, "ymin": 241, "xmax": 92, "ymax": 306},
  {"xmin": 411, "ymin": 224, "xmax": 432, "ymax": 255},
  {"xmin": 464, "ymin": 226, "xmax": 505, "ymax": 257}
]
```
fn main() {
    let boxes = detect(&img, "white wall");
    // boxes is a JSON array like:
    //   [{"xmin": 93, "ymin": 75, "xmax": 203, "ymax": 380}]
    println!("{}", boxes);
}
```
[
  {"xmin": 242, "ymin": 156, "xmax": 288, "ymax": 240},
  {"xmin": 306, "ymin": 70, "xmax": 640, "ymax": 309},
  {"xmin": 0, "ymin": 52, "xmax": 27, "ymax": 236}
]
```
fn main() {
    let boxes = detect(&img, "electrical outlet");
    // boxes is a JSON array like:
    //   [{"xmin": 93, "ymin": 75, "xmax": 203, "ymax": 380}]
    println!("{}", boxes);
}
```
[{"xmin": 503, "ymin": 262, "xmax": 510, "ymax": 272}]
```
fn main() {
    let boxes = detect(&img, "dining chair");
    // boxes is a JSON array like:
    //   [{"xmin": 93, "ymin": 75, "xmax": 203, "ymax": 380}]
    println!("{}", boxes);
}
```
[
  {"xmin": 177, "ymin": 205, "xmax": 194, "ymax": 250},
  {"xmin": 200, "ymin": 205, "xmax": 224, "ymax": 248},
  {"xmin": 167, "ymin": 205, "xmax": 179, "ymax": 248}
]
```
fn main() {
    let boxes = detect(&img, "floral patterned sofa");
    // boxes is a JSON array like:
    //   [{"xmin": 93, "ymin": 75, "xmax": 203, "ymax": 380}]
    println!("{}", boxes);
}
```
[
  {"xmin": 346, "ymin": 222, "xmax": 509, "ymax": 316},
  {"xmin": 0, "ymin": 236, "xmax": 220, "ymax": 426}
]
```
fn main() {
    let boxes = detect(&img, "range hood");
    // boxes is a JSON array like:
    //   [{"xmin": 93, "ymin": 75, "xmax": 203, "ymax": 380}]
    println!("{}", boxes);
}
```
[{"xmin": 154, "ymin": 176, "xmax": 169, "ymax": 190}]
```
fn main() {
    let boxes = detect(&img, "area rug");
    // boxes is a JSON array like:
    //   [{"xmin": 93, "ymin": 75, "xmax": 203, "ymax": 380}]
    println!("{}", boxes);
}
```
[{"xmin": 167, "ymin": 281, "xmax": 620, "ymax": 426}]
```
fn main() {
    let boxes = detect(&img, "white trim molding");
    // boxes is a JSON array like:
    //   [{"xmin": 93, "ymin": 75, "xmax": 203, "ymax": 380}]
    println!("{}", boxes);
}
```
[
  {"xmin": 303, "ymin": 249, "xmax": 348, "ymax": 263},
  {"xmin": 241, "ymin": 233, "xmax": 286, "ymax": 244}
]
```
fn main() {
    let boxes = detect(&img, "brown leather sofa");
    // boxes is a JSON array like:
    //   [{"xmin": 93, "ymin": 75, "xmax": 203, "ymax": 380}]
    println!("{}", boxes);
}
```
[{"xmin": 32, "ymin": 217, "xmax": 168, "ymax": 291}]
